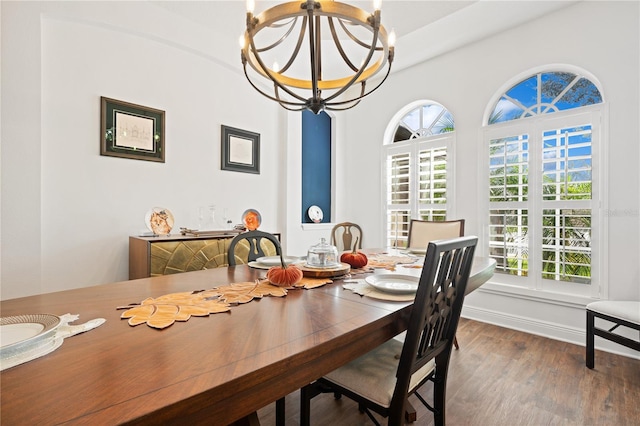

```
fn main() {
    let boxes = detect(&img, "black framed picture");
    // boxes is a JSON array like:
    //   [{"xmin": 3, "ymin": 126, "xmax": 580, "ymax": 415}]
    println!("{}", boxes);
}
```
[
  {"xmin": 100, "ymin": 97, "xmax": 165, "ymax": 162},
  {"xmin": 221, "ymin": 125, "xmax": 260, "ymax": 174}
]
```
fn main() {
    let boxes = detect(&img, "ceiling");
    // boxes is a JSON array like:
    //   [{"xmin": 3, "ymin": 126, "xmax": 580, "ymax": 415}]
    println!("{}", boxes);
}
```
[
  {"xmin": 150, "ymin": 1, "xmax": 576, "ymax": 76},
  {"xmin": 152, "ymin": 1, "xmax": 476, "ymax": 40}
]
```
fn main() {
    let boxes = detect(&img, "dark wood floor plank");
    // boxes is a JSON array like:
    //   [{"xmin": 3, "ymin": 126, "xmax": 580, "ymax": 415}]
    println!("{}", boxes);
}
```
[{"xmin": 258, "ymin": 318, "xmax": 640, "ymax": 425}]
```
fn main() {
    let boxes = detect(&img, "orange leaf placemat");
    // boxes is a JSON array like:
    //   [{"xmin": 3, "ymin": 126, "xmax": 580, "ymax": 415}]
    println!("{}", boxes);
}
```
[
  {"xmin": 294, "ymin": 277, "xmax": 332, "ymax": 289},
  {"xmin": 119, "ymin": 290, "xmax": 230, "ymax": 329},
  {"xmin": 212, "ymin": 280, "xmax": 288, "ymax": 303},
  {"xmin": 118, "ymin": 277, "xmax": 332, "ymax": 329}
]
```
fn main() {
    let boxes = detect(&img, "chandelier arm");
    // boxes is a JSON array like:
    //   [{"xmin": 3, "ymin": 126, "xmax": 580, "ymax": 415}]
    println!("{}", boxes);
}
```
[
  {"xmin": 325, "ymin": 59, "xmax": 392, "ymax": 107},
  {"xmin": 266, "ymin": 17, "xmax": 296, "ymax": 29},
  {"xmin": 323, "ymin": 27, "xmax": 381, "ymax": 103},
  {"xmin": 278, "ymin": 16, "xmax": 308, "ymax": 74},
  {"xmin": 326, "ymin": 83, "xmax": 366, "ymax": 110},
  {"xmin": 243, "ymin": 63, "xmax": 308, "ymax": 107},
  {"xmin": 326, "ymin": 99, "xmax": 362, "ymax": 111},
  {"xmin": 328, "ymin": 17, "xmax": 358, "ymax": 73},
  {"xmin": 337, "ymin": 17, "xmax": 383, "ymax": 51},
  {"xmin": 255, "ymin": 17, "xmax": 299, "ymax": 54},
  {"xmin": 247, "ymin": 38, "xmax": 309, "ymax": 103},
  {"xmin": 274, "ymin": 86, "xmax": 307, "ymax": 111}
]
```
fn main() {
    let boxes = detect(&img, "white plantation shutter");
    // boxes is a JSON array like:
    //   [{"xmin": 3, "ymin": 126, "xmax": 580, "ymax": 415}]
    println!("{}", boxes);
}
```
[
  {"xmin": 488, "ymin": 131, "xmax": 530, "ymax": 276},
  {"xmin": 540, "ymin": 123, "xmax": 593, "ymax": 284},
  {"xmin": 386, "ymin": 151, "xmax": 411, "ymax": 248},
  {"xmin": 417, "ymin": 146, "xmax": 448, "ymax": 221}
]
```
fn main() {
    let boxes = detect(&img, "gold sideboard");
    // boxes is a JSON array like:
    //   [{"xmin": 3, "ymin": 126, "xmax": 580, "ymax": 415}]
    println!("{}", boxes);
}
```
[{"xmin": 129, "ymin": 233, "xmax": 280, "ymax": 280}]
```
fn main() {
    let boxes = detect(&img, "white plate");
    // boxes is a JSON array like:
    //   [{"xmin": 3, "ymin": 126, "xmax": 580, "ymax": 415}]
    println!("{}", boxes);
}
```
[
  {"xmin": 1, "ymin": 337, "xmax": 64, "ymax": 371},
  {"xmin": 365, "ymin": 275, "xmax": 419, "ymax": 294},
  {"xmin": 0, "ymin": 314, "xmax": 61, "ymax": 355},
  {"xmin": 256, "ymin": 256, "xmax": 300, "ymax": 266},
  {"xmin": 307, "ymin": 205, "xmax": 323, "ymax": 223}
]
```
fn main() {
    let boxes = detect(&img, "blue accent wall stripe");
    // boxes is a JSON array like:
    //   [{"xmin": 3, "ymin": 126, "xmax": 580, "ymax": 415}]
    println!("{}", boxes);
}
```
[{"xmin": 301, "ymin": 110, "xmax": 331, "ymax": 223}]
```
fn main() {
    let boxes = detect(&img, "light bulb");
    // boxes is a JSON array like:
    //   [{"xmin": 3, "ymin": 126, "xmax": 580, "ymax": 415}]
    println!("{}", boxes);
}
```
[
  {"xmin": 388, "ymin": 29, "xmax": 396, "ymax": 47},
  {"xmin": 246, "ymin": 0, "xmax": 255, "ymax": 14},
  {"xmin": 373, "ymin": 0, "xmax": 382, "ymax": 11},
  {"xmin": 239, "ymin": 34, "xmax": 246, "ymax": 49}
]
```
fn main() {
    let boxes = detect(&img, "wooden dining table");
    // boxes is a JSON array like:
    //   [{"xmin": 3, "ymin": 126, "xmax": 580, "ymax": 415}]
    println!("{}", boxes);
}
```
[{"xmin": 0, "ymin": 257, "xmax": 495, "ymax": 425}]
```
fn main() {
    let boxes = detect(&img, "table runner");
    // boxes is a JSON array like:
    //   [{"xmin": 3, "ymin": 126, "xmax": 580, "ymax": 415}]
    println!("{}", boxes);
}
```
[
  {"xmin": 119, "ymin": 254, "xmax": 421, "ymax": 330},
  {"xmin": 118, "ymin": 277, "xmax": 333, "ymax": 329}
]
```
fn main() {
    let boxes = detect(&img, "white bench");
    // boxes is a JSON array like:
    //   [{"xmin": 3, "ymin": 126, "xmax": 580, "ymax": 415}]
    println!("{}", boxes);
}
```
[{"xmin": 586, "ymin": 301, "xmax": 640, "ymax": 368}]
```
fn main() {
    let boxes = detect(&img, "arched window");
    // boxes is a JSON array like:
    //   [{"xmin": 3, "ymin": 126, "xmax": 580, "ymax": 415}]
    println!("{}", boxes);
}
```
[
  {"xmin": 483, "ymin": 68, "xmax": 604, "ymax": 297},
  {"xmin": 383, "ymin": 101, "xmax": 455, "ymax": 248}
]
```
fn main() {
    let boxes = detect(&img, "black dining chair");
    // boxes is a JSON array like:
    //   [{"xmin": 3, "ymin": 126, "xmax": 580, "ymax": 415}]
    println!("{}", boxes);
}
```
[
  {"xmin": 227, "ymin": 229, "xmax": 287, "ymax": 425},
  {"xmin": 227, "ymin": 230, "xmax": 282, "ymax": 266},
  {"xmin": 300, "ymin": 236, "xmax": 477, "ymax": 426}
]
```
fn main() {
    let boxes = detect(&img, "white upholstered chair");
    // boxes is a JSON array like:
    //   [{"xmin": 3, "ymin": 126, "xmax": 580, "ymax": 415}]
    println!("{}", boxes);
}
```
[
  {"xmin": 586, "ymin": 301, "xmax": 640, "ymax": 368},
  {"xmin": 406, "ymin": 219, "xmax": 465, "ymax": 253}
]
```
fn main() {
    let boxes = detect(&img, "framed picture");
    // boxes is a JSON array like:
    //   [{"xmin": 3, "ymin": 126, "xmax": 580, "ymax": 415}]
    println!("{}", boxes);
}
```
[
  {"xmin": 221, "ymin": 125, "xmax": 260, "ymax": 174},
  {"xmin": 100, "ymin": 97, "xmax": 165, "ymax": 162}
]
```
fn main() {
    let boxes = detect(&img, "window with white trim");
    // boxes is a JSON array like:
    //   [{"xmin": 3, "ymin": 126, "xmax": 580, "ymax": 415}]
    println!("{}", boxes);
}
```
[
  {"xmin": 484, "ymin": 70, "xmax": 604, "ymax": 297},
  {"xmin": 384, "ymin": 102, "xmax": 455, "ymax": 248}
]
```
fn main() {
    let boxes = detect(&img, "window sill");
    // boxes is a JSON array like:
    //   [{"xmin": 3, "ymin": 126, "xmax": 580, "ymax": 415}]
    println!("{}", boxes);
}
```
[
  {"xmin": 477, "ymin": 281, "xmax": 598, "ymax": 308},
  {"xmin": 301, "ymin": 223, "xmax": 334, "ymax": 231}
]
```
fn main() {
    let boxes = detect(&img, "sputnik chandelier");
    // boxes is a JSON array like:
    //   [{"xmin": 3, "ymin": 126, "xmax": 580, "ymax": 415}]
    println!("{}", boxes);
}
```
[{"xmin": 240, "ymin": 0, "xmax": 395, "ymax": 114}]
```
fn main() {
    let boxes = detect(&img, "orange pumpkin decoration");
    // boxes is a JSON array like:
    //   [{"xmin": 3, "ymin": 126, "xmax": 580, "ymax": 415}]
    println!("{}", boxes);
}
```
[
  {"xmin": 266, "ymin": 253, "xmax": 303, "ymax": 287},
  {"xmin": 340, "ymin": 237, "xmax": 368, "ymax": 269}
]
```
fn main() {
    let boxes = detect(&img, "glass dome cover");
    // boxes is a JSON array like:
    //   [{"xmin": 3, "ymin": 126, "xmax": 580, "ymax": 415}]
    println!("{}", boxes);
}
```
[{"xmin": 306, "ymin": 238, "xmax": 340, "ymax": 268}]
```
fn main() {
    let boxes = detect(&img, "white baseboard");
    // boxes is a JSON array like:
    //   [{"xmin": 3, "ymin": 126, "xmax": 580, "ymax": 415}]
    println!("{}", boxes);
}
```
[{"xmin": 461, "ymin": 305, "xmax": 640, "ymax": 361}]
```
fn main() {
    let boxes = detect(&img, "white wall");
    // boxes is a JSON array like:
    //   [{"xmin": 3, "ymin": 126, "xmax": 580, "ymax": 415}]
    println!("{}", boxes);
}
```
[
  {"xmin": 341, "ymin": 0, "xmax": 640, "ymax": 356},
  {"xmin": 1, "ymin": 1, "xmax": 284, "ymax": 299}
]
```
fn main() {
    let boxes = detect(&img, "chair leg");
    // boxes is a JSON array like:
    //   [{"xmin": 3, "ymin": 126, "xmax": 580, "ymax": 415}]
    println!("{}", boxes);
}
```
[
  {"xmin": 404, "ymin": 400, "xmax": 417, "ymax": 423},
  {"xmin": 276, "ymin": 397, "xmax": 285, "ymax": 426},
  {"xmin": 453, "ymin": 335, "xmax": 459, "ymax": 350},
  {"xmin": 433, "ymin": 364, "xmax": 448, "ymax": 426},
  {"xmin": 300, "ymin": 386, "xmax": 312, "ymax": 426},
  {"xmin": 586, "ymin": 310, "xmax": 595, "ymax": 369}
]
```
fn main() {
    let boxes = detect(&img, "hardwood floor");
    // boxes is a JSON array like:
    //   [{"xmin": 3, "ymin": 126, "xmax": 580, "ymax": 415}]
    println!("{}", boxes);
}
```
[{"xmin": 257, "ymin": 318, "xmax": 640, "ymax": 425}]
